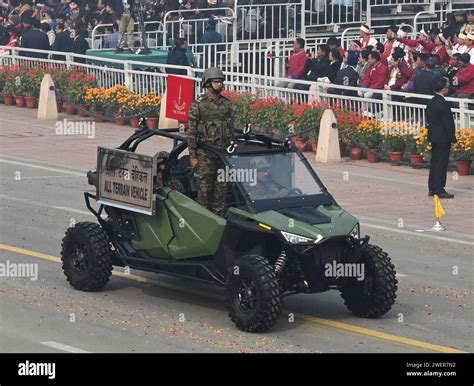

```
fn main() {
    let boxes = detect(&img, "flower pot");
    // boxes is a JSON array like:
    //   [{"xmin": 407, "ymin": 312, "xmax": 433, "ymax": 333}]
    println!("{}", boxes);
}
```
[
  {"xmin": 56, "ymin": 100, "xmax": 63, "ymax": 112},
  {"xmin": 294, "ymin": 137, "xmax": 308, "ymax": 152},
  {"xmin": 4, "ymin": 94, "xmax": 14, "ymax": 106},
  {"xmin": 0, "ymin": 94, "xmax": 3, "ymax": 104},
  {"xmin": 77, "ymin": 104, "xmax": 89, "ymax": 117},
  {"xmin": 15, "ymin": 96, "xmax": 26, "ymax": 108},
  {"xmin": 130, "ymin": 117, "xmax": 140, "ymax": 128},
  {"xmin": 115, "ymin": 114, "xmax": 127, "ymax": 126},
  {"xmin": 455, "ymin": 160, "xmax": 472, "ymax": 176},
  {"xmin": 339, "ymin": 142, "xmax": 346, "ymax": 157},
  {"xmin": 388, "ymin": 151, "xmax": 403, "ymax": 165},
  {"xmin": 410, "ymin": 154, "xmax": 424, "ymax": 168},
  {"xmin": 146, "ymin": 117, "xmax": 158, "ymax": 129},
  {"xmin": 350, "ymin": 145, "xmax": 362, "ymax": 160},
  {"xmin": 25, "ymin": 95, "xmax": 37, "ymax": 109},
  {"xmin": 93, "ymin": 111, "xmax": 105, "ymax": 123},
  {"xmin": 64, "ymin": 102, "xmax": 76, "ymax": 115},
  {"xmin": 367, "ymin": 148, "xmax": 380, "ymax": 163},
  {"xmin": 311, "ymin": 141, "xmax": 318, "ymax": 154}
]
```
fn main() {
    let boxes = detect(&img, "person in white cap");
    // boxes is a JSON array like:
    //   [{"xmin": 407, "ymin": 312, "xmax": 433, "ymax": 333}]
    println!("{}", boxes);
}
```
[
  {"xmin": 446, "ymin": 33, "xmax": 468, "ymax": 58},
  {"xmin": 383, "ymin": 25, "xmax": 404, "ymax": 58},
  {"xmin": 398, "ymin": 29, "xmax": 430, "ymax": 54},
  {"xmin": 416, "ymin": 33, "xmax": 449, "ymax": 64},
  {"xmin": 464, "ymin": 32, "xmax": 474, "ymax": 64},
  {"xmin": 359, "ymin": 24, "xmax": 377, "ymax": 50}
]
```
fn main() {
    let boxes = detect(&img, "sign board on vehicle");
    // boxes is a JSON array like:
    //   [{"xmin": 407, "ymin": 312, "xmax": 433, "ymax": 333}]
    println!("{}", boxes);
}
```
[{"xmin": 96, "ymin": 147, "xmax": 156, "ymax": 215}]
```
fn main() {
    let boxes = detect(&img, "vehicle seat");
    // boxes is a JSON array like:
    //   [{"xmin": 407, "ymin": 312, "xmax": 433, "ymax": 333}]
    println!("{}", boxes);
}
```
[{"xmin": 169, "ymin": 155, "xmax": 197, "ymax": 199}]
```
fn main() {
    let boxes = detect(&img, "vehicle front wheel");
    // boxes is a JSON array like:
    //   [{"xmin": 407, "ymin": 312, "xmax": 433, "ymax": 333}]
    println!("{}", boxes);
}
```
[
  {"xmin": 61, "ymin": 222, "xmax": 113, "ymax": 291},
  {"xmin": 339, "ymin": 244, "xmax": 397, "ymax": 318},
  {"xmin": 225, "ymin": 255, "xmax": 282, "ymax": 332}
]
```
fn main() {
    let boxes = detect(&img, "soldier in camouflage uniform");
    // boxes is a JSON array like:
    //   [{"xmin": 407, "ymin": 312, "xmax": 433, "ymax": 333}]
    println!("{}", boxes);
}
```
[
  {"xmin": 246, "ymin": 157, "xmax": 289, "ymax": 200},
  {"xmin": 156, "ymin": 151, "xmax": 185, "ymax": 193},
  {"xmin": 187, "ymin": 67, "xmax": 235, "ymax": 215}
]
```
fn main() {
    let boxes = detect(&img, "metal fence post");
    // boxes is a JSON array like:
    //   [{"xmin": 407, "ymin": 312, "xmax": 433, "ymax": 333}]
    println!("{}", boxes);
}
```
[
  {"xmin": 124, "ymin": 62, "xmax": 133, "ymax": 91},
  {"xmin": 459, "ymin": 99, "xmax": 468, "ymax": 129},
  {"xmin": 382, "ymin": 91, "xmax": 389, "ymax": 121}
]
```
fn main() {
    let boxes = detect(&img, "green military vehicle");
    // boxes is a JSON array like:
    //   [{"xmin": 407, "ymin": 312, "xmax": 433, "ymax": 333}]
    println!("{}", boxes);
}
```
[{"xmin": 61, "ymin": 124, "xmax": 398, "ymax": 332}]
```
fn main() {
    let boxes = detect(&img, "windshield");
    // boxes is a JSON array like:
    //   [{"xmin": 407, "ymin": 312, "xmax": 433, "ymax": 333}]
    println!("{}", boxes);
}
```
[{"xmin": 226, "ymin": 151, "xmax": 324, "ymax": 202}]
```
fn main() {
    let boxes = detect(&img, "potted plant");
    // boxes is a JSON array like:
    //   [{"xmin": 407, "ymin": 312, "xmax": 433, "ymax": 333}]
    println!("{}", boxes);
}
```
[
  {"xmin": 415, "ymin": 127, "xmax": 431, "ymax": 163},
  {"xmin": 0, "ymin": 65, "xmax": 9, "ymax": 104},
  {"xmin": 452, "ymin": 128, "xmax": 473, "ymax": 176},
  {"xmin": 116, "ymin": 92, "xmax": 140, "ymax": 126},
  {"xmin": 333, "ymin": 107, "xmax": 363, "ymax": 157},
  {"xmin": 293, "ymin": 102, "xmax": 322, "ymax": 152},
  {"xmin": 249, "ymin": 97, "xmax": 294, "ymax": 138},
  {"xmin": 223, "ymin": 91, "xmax": 256, "ymax": 130},
  {"xmin": 383, "ymin": 131, "xmax": 406, "ymax": 165},
  {"xmin": 2, "ymin": 76, "xmax": 16, "ymax": 106},
  {"xmin": 65, "ymin": 71, "xmax": 97, "ymax": 117},
  {"xmin": 85, "ymin": 87, "xmax": 107, "ymax": 122},
  {"xmin": 23, "ymin": 68, "xmax": 42, "ymax": 109},
  {"xmin": 405, "ymin": 132, "xmax": 423, "ymax": 168},
  {"xmin": 353, "ymin": 120, "xmax": 384, "ymax": 163},
  {"xmin": 140, "ymin": 92, "xmax": 161, "ymax": 129}
]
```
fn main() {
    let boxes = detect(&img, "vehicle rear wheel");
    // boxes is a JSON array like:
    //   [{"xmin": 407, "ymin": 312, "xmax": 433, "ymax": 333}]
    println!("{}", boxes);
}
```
[
  {"xmin": 225, "ymin": 255, "xmax": 282, "ymax": 332},
  {"xmin": 61, "ymin": 222, "xmax": 113, "ymax": 291},
  {"xmin": 339, "ymin": 244, "xmax": 397, "ymax": 318}
]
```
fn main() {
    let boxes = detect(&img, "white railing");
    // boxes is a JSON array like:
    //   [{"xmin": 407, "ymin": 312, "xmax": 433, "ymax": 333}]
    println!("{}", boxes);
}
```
[
  {"xmin": 91, "ymin": 21, "xmax": 164, "ymax": 50},
  {"xmin": 1, "ymin": 46, "xmax": 472, "ymax": 131},
  {"xmin": 162, "ymin": 8, "xmax": 235, "ymax": 47}
]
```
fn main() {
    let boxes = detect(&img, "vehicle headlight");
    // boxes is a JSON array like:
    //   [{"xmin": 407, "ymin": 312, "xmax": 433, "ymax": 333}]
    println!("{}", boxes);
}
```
[
  {"xmin": 350, "ymin": 224, "xmax": 360, "ymax": 239},
  {"xmin": 281, "ymin": 231, "xmax": 323, "ymax": 244}
]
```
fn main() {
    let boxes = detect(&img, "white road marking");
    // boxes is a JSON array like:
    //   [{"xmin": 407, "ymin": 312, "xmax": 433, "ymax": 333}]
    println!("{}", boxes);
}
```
[
  {"xmin": 40, "ymin": 341, "xmax": 91, "ymax": 353},
  {"xmin": 0, "ymin": 195, "xmax": 93, "ymax": 216},
  {"xmin": 395, "ymin": 273, "xmax": 407, "ymax": 277},
  {"xmin": 360, "ymin": 222, "xmax": 474, "ymax": 246},
  {"xmin": 0, "ymin": 159, "xmax": 85, "ymax": 176},
  {"xmin": 52, "ymin": 206, "xmax": 93, "ymax": 216}
]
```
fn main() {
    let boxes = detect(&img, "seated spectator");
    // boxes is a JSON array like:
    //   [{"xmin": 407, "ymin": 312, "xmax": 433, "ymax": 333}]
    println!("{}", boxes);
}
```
[
  {"xmin": 101, "ymin": 2, "xmax": 115, "ymax": 25},
  {"xmin": 294, "ymin": 44, "xmax": 330, "ymax": 91},
  {"xmin": 373, "ymin": 42, "xmax": 387, "ymax": 65},
  {"xmin": 327, "ymin": 48, "xmax": 342, "ymax": 83},
  {"xmin": 330, "ymin": 51, "xmax": 359, "ymax": 96},
  {"xmin": 51, "ymin": 19, "xmax": 74, "ymax": 58},
  {"xmin": 39, "ymin": 21, "xmax": 55, "ymax": 46},
  {"xmin": 412, "ymin": 52, "xmax": 428, "ymax": 77},
  {"xmin": 447, "ymin": 53, "xmax": 462, "ymax": 84},
  {"xmin": 358, "ymin": 51, "xmax": 389, "ymax": 98},
  {"xmin": 20, "ymin": 16, "xmax": 50, "ymax": 58},
  {"xmin": 72, "ymin": 23, "xmax": 89, "ymax": 62},
  {"xmin": 198, "ymin": 18, "xmax": 223, "ymax": 67},
  {"xmin": 276, "ymin": 38, "xmax": 308, "ymax": 89},
  {"xmin": 430, "ymin": 54, "xmax": 449, "ymax": 79},
  {"xmin": 451, "ymin": 53, "xmax": 474, "ymax": 98},
  {"xmin": 384, "ymin": 49, "xmax": 413, "ymax": 92},
  {"xmin": 327, "ymin": 37, "xmax": 345, "ymax": 59},
  {"xmin": 414, "ymin": 57, "xmax": 444, "ymax": 99},
  {"xmin": 399, "ymin": 30, "xmax": 430, "ymax": 54},
  {"xmin": 166, "ymin": 37, "xmax": 190, "ymax": 75},
  {"xmin": 383, "ymin": 25, "xmax": 403, "ymax": 59},
  {"xmin": 359, "ymin": 24, "xmax": 377, "ymax": 50},
  {"xmin": 103, "ymin": 23, "xmax": 118, "ymax": 48},
  {"xmin": 355, "ymin": 49, "xmax": 370, "ymax": 85}
]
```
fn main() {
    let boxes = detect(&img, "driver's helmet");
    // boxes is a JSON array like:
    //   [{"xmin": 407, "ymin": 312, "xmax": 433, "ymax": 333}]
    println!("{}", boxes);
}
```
[
  {"xmin": 156, "ymin": 151, "xmax": 169, "ymax": 165},
  {"xmin": 250, "ymin": 157, "xmax": 271, "ymax": 171}
]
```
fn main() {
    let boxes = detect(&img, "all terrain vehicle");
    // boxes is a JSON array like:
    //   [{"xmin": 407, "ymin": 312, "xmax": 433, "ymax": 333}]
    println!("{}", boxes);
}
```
[{"xmin": 61, "ymin": 123, "xmax": 398, "ymax": 332}]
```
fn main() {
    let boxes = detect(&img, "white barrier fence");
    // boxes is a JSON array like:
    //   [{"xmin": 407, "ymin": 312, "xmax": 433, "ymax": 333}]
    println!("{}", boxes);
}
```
[{"xmin": 1, "ymin": 47, "xmax": 472, "ymax": 133}]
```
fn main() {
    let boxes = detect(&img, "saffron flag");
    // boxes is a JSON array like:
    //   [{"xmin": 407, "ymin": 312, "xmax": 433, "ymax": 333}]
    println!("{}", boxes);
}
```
[
  {"xmin": 165, "ymin": 75, "xmax": 194, "ymax": 122},
  {"xmin": 434, "ymin": 195, "xmax": 445, "ymax": 220}
]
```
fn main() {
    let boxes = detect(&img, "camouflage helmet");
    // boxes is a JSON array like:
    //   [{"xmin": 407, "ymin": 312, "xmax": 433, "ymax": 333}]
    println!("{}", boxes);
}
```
[
  {"xmin": 250, "ymin": 157, "xmax": 271, "ymax": 171},
  {"xmin": 156, "ymin": 151, "xmax": 170, "ymax": 164},
  {"xmin": 202, "ymin": 67, "xmax": 225, "ymax": 87}
]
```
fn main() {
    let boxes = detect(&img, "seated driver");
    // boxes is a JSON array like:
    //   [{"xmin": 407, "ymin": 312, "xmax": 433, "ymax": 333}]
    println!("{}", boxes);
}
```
[
  {"xmin": 156, "ymin": 151, "xmax": 185, "ymax": 193},
  {"xmin": 246, "ymin": 157, "xmax": 289, "ymax": 200}
]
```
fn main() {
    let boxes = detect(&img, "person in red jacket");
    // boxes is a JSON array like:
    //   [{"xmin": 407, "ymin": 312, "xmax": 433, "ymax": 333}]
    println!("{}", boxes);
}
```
[
  {"xmin": 399, "ymin": 30, "xmax": 430, "ymax": 54},
  {"xmin": 384, "ymin": 49, "xmax": 414, "ymax": 92},
  {"xmin": 452, "ymin": 53, "xmax": 474, "ymax": 98},
  {"xmin": 416, "ymin": 33, "xmax": 449, "ymax": 64},
  {"xmin": 359, "ymin": 51, "xmax": 389, "ymax": 92},
  {"xmin": 276, "ymin": 38, "xmax": 308, "ymax": 89}
]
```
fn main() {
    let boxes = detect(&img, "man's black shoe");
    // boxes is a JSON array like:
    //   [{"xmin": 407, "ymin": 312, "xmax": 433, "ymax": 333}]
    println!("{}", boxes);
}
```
[{"xmin": 437, "ymin": 191, "xmax": 454, "ymax": 199}]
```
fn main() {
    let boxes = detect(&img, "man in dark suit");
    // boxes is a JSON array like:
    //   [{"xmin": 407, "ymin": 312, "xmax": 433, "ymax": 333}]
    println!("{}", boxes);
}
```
[
  {"xmin": 426, "ymin": 78, "xmax": 457, "ymax": 199},
  {"xmin": 20, "ymin": 17, "xmax": 50, "ymax": 58}
]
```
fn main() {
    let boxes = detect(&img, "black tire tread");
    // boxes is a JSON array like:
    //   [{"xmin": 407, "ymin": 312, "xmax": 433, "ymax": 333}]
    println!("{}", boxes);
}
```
[
  {"xmin": 225, "ymin": 255, "xmax": 282, "ymax": 333},
  {"xmin": 340, "ymin": 244, "xmax": 397, "ymax": 318},
  {"xmin": 60, "ymin": 222, "xmax": 113, "ymax": 291}
]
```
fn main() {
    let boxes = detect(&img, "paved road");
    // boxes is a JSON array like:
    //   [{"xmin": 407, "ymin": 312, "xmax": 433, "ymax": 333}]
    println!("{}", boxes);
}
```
[{"xmin": 0, "ymin": 158, "xmax": 472, "ymax": 353}]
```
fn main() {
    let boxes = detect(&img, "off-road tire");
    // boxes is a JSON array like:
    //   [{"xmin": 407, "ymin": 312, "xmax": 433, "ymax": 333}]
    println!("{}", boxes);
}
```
[
  {"xmin": 225, "ymin": 255, "xmax": 282, "ymax": 332},
  {"xmin": 339, "ymin": 244, "xmax": 397, "ymax": 318},
  {"xmin": 61, "ymin": 222, "xmax": 113, "ymax": 291}
]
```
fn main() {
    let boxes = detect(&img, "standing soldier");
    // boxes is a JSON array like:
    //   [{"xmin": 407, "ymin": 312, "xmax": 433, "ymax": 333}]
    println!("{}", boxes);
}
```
[{"xmin": 187, "ymin": 67, "xmax": 235, "ymax": 216}]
